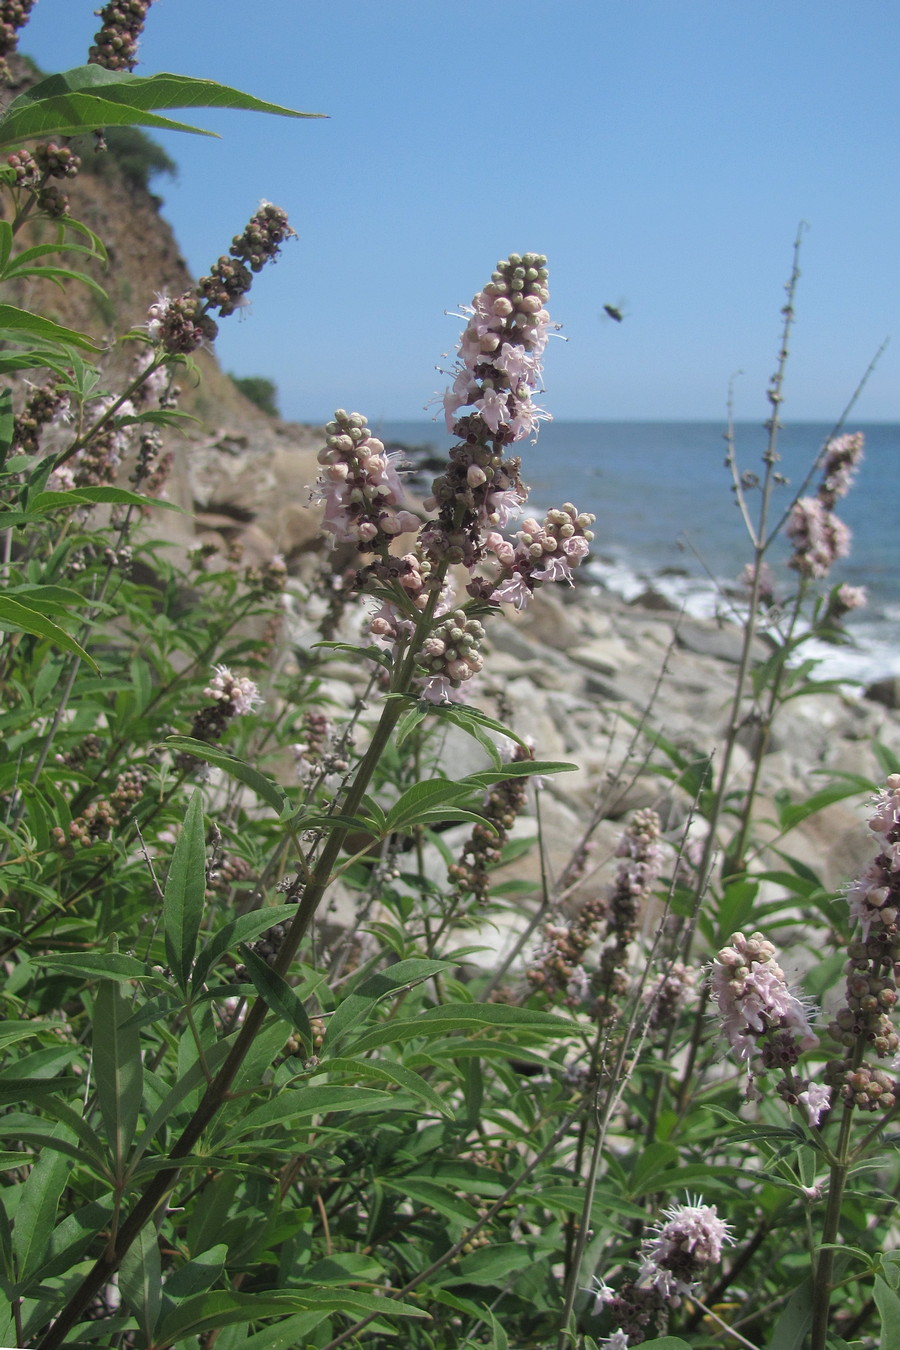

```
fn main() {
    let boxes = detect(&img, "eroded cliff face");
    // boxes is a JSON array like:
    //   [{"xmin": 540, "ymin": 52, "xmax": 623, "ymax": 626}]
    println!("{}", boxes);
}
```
[
  {"xmin": 1, "ymin": 53, "xmax": 281, "ymax": 430},
  {"xmin": 1, "ymin": 54, "xmax": 326, "ymax": 561}
]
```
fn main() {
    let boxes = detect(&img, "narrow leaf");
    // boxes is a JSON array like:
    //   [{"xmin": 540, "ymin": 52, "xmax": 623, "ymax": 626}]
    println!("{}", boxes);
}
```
[
  {"xmin": 163, "ymin": 789, "xmax": 207, "ymax": 989},
  {"xmin": 40, "ymin": 952, "xmax": 153, "ymax": 981},
  {"xmin": 93, "ymin": 979, "xmax": 144, "ymax": 1175},
  {"xmin": 239, "ymin": 944, "xmax": 313, "ymax": 1054},
  {"xmin": 876, "ymin": 1275, "xmax": 900, "ymax": 1350},
  {"xmin": 119, "ymin": 1220, "xmax": 161, "ymax": 1342},
  {"xmin": 0, "ymin": 595, "xmax": 99, "ymax": 671},
  {"xmin": 0, "ymin": 303, "xmax": 101, "ymax": 351},
  {"xmin": 320, "ymin": 958, "xmax": 452, "ymax": 1054},
  {"xmin": 12, "ymin": 1125, "xmax": 72, "ymax": 1279},
  {"xmin": 164, "ymin": 737, "xmax": 286, "ymax": 814},
  {"xmin": 191, "ymin": 904, "xmax": 301, "ymax": 992}
]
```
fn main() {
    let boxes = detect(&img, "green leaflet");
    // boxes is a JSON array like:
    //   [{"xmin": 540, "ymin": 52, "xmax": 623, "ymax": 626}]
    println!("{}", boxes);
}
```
[
  {"xmin": 0, "ymin": 595, "xmax": 99, "ymax": 672},
  {"xmin": 164, "ymin": 737, "xmax": 286, "ymax": 815},
  {"xmin": 0, "ymin": 303, "xmax": 102, "ymax": 351},
  {"xmin": 0, "ymin": 66, "xmax": 324, "ymax": 147},
  {"xmin": 163, "ymin": 789, "xmax": 208, "ymax": 990},
  {"xmin": 93, "ymin": 979, "xmax": 144, "ymax": 1176},
  {"xmin": 239, "ymin": 944, "xmax": 313, "ymax": 1055}
]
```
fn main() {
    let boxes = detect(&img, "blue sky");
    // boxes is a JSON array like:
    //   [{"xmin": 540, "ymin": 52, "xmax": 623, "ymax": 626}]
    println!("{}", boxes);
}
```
[{"xmin": 18, "ymin": 0, "xmax": 900, "ymax": 424}]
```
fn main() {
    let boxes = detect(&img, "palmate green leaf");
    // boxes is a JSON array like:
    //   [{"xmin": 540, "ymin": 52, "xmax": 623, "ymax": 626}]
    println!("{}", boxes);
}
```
[
  {"xmin": 191, "ymin": 904, "xmax": 300, "ymax": 992},
  {"xmin": 239, "ymin": 944, "xmax": 313, "ymax": 1055},
  {"xmin": 320, "ymin": 958, "xmax": 454, "ymax": 1054},
  {"xmin": 15, "ymin": 1200, "xmax": 112, "ymax": 1291},
  {"xmin": 93, "ymin": 978, "xmax": 144, "ymax": 1176},
  {"xmin": 128, "ymin": 1039, "xmax": 232, "ymax": 1170},
  {"xmin": 440, "ymin": 1241, "xmax": 540, "ymax": 1287},
  {"xmin": 3, "ymin": 265, "xmax": 109, "ymax": 303},
  {"xmin": 773, "ymin": 774, "xmax": 873, "ymax": 832},
  {"xmin": 118, "ymin": 1220, "xmax": 161, "ymax": 1343},
  {"xmin": 164, "ymin": 737, "xmax": 286, "ymax": 815},
  {"xmin": 0, "ymin": 303, "xmax": 102, "ymax": 351},
  {"xmin": 163, "ymin": 789, "xmax": 207, "ymax": 990},
  {"xmin": 462, "ymin": 760, "xmax": 576, "ymax": 787},
  {"xmin": 0, "ymin": 595, "xmax": 99, "ymax": 672},
  {"xmin": 154, "ymin": 1292, "xmax": 321, "ymax": 1344},
  {"xmin": 382, "ymin": 779, "xmax": 475, "ymax": 833}
]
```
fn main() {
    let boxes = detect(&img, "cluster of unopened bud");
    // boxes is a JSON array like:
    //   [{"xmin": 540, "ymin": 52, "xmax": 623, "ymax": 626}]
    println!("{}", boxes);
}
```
[
  {"xmin": 148, "ymin": 292, "xmax": 218, "ymax": 356},
  {"xmin": 316, "ymin": 410, "xmax": 419, "ymax": 552},
  {"xmin": 51, "ymin": 799, "xmax": 117, "ymax": 849},
  {"xmin": 646, "ymin": 962, "xmax": 696, "ymax": 1031},
  {"xmin": 418, "ymin": 610, "xmax": 485, "ymax": 691},
  {"xmin": 88, "ymin": 0, "xmax": 153, "ymax": 72},
  {"xmin": 54, "ymin": 733, "xmax": 103, "ymax": 768},
  {"xmin": 33, "ymin": 142, "xmax": 81, "ymax": 180},
  {"xmin": 230, "ymin": 201, "xmax": 295, "ymax": 271},
  {"xmin": 206, "ymin": 854, "xmax": 253, "ymax": 897},
  {"xmin": 36, "ymin": 184, "xmax": 69, "ymax": 218},
  {"xmin": 13, "ymin": 382, "xmax": 68, "ymax": 455},
  {"xmin": 827, "ymin": 964, "xmax": 900, "ymax": 1072},
  {"xmin": 486, "ymin": 252, "xmax": 549, "ymax": 302},
  {"xmin": 527, "ymin": 911, "xmax": 602, "ymax": 1004},
  {"xmin": 50, "ymin": 765, "xmax": 148, "ymax": 851},
  {"xmin": 198, "ymin": 204, "xmax": 294, "ymax": 316},
  {"xmin": 6, "ymin": 148, "xmax": 38, "ymax": 188},
  {"xmin": 449, "ymin": 745, "xmax": 532, "ymax": 905},
  {"xmin": 0, "ymin": 0, "xmax": 36, "ymax": 79},
  {"xmin": 838, "ymin": 1063, "xmax": 897, "ymax": 1112},
  {"xmin": 291, "ymin": 712, "xmax": 332, "ymax": 775},
  {"xmin": 825, "ymin": 778, "xmax": 900, "ymax": 1114},
  {"xmin": 198, "ymin": 256, "xmax": 253, "ymax": 318},
  {"xmin": 245, "ymin": 553, "xmax": 288, "ymax": 595}
]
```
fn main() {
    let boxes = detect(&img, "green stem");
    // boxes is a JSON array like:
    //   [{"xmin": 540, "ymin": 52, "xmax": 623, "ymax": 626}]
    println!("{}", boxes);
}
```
[{"xmin": 810, "ymin": 1100, "xmax": 856, "ymax": 1349}]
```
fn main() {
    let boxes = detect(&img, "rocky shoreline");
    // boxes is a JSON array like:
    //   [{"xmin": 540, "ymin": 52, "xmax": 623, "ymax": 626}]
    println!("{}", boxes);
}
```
[{"xmin": 166, "ymin": 418, "xmax": 900, "ymax": 922}]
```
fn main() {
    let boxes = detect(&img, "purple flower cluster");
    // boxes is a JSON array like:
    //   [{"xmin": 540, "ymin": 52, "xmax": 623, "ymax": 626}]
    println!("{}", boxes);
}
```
[
  {"xmin": 314, "ymin": 410, "xmax": 419, "ymax": 551},
  {"xmin": 441, "ymin": 251, "xmax": 552, "ymax": 445},
  {"xmin": 787, "ymin": 431, "xmax": 863, "ymax": 580},
  {"xmin": 593, "ymin": 1198, "xmax": 731, "ymax": 1346},
  {"xmin": 145, "ymin": 203, "xmax": 294, "ymax": 355},
  {"xmin": 822, "ymin": 776, "xmax": 900, "ymax": 1114},
  {"xmin": 710, "ymin": 931, "xmax": 817, "ymax": 1083},
  {"xmin": 310, "ymin": 255, "xmax": 594, "ymax": 703}
]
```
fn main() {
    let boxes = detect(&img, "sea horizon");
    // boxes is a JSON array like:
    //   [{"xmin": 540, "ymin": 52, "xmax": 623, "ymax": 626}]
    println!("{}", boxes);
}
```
[{"xmin": 373, "ymin": 417, "xmax": 900, "ymax": 685}]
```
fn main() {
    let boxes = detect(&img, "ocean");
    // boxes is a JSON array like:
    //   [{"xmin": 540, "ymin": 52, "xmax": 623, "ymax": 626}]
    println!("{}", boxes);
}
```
[{"xmin": 374, "ymin": 420, "xmax": 900, "ymax": 685}]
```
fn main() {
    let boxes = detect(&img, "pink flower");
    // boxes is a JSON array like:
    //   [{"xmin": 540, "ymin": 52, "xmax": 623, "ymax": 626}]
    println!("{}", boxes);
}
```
[
  {"xmin": 798, "ymin": 1082, "xmax": 831, "ymax": 1126},
  {"xmin": 204, "ymin": 665, "xmax": 263, "ymax": 716},
  {"xmin": 709, "ymin": 931, "xmax": 816, "ymax": 1064},
  {"xmin": 638, "ymin": 1199, "xmax": 732, "ymax": 1300}
]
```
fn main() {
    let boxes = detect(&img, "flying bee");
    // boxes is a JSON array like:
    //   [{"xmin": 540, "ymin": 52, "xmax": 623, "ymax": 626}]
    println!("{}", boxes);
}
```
[{"xmin": 602, "ymin": 303, "xmax": 624, "ymax": 323}]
